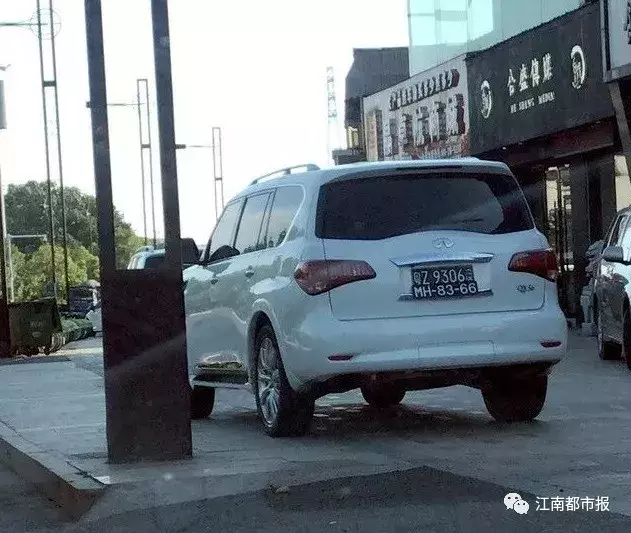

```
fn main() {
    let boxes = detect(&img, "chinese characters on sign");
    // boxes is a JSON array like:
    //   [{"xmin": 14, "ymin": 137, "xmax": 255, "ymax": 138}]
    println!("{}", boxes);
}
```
[
  {"xmin": 535, "ymin": 496, "xmax": 610, "ymax": 512},
  {"xmin": 508, "ymin": 53, "xmax": 555, "ymax": 115},
  {"xmin": 363, "ymin": 56, "xmax": 469, "ymax": 161}
]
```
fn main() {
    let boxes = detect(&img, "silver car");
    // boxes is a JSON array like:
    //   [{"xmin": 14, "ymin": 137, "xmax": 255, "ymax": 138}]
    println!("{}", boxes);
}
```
[{"xmin": 594, "ymin": 207, "xmax": 631, "ymax": 369}]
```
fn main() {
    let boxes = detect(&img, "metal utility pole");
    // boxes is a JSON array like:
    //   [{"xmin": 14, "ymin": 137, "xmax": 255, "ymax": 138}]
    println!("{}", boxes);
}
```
[
  {"xmin": 327, "ymin": 66, "xmax": 340, "ymax": 165},
  {"xmin": 137, "ymin": 78, "xmax": 157, "ymax": 247},
  {"xmin": 85, "ymin": 0, "xmax": 192, "ymax": 463},
  {"xmin": 176, "ymin": 128, "xmax": 224, "ymax": 221},
  {"xmin": 35, "ymin": 3, "xmax": 57, "ymax": 299},
  {"xmin": 136, "ymin": 80, "xmax": 148, "ymax": 245},
  {"xmin": 86, "ymin": 91, "xmax": 153, "ymax": 247},
  {"xmin": 212, "ymin": 126, "xmax": 224, "ymax": 220},
  {"xmin": 0, "ymin": 7, "xmax": 66, "ymax": 300},
  {"xmin": 0, "ymin": 97, "xmax": 9, "ymax": 355},
  {"xmin": 47, "ymin": 0, "xmax": 70, "ymax": 302}
]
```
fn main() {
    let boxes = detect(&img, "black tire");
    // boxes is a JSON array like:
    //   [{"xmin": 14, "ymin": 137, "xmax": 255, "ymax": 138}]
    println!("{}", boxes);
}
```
[
  {"xmin": 253, "ymin": 324, "xmax": 314, "ymax": 437},
  {"xmin": 622, "ymin": 307, "xmax": 631, "ymax": 372},
  {"xmin": 361, "ymin": 383, "xmax": 406, "ymax": 408},
  {"xmin": 191, "ymin": 386, "xmax": 215, "ymax": 420},
  {"xmin": 482, "ymin": 376, "xmax": 548, "ymax": 423},
  {"xmin": 596, "ymin": 305, "xmax": 621, "ymax": 361}
]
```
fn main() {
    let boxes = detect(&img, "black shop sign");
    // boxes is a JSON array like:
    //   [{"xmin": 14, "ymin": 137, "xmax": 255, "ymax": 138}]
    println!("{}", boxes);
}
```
[{"xmin": 467, "ymin": 2, "xmax": 613, "ymax": 155}]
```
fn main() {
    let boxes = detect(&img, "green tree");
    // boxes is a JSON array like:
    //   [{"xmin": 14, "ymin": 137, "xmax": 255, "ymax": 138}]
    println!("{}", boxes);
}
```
[
  {"xmin": 6, "ymin": 245, "xmax": 26, "ymax": 302},
  {"xmin": 16, "ymin": 244, "xmax": 86, "ymax": 302},
  {"xmin": 4, "ymin": 180, "xmax": 142, "ymax": 269}
]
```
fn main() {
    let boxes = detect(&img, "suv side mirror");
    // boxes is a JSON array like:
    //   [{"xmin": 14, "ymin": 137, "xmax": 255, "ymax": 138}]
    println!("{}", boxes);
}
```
[
  {"xmin": 602, "ymin": 245, "xmax": 625, "ymax": 264},
  {"xmin": 207, "ymin": 245, "xmax": 240, "ymax": 263}
]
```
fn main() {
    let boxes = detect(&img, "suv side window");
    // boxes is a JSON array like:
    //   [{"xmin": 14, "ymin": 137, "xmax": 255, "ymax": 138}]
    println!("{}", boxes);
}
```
[
  {"xmin": 261, "ymin": 186, "xmax": 304, "ymax": 248},
  {"xmin": 234, "ymin": 193, "xmax": 270, "ymax": 255},
  {"xmin": 207, "ymin": 200, "xmax": 243, "ymax": 260}
]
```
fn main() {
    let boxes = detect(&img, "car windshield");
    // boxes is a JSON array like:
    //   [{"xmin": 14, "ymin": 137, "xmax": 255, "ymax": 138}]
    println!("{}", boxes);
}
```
[{"xmin": 317, "ymin": 172, "xmax": 533, "ymax": 240}]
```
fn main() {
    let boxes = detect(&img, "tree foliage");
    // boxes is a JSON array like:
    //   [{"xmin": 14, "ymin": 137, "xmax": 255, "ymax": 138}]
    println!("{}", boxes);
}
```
[{"xmin": 3, "ymin": 181, "xmax": 142, "ymax": 301}]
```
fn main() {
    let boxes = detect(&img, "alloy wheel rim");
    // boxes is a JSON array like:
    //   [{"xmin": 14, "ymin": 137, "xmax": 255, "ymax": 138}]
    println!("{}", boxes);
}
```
[{"xmin": 257, "ymin": 337, "xmax": 280, "ymax": 426}]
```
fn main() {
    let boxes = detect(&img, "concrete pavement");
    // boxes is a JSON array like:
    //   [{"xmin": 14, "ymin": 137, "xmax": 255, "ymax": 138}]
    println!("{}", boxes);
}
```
[
  {"xmin": 30, "ymin": 467, "xmax": 631, "ymax": 533},
  {"xmin": 0, "ymin": 462, "xmax": 66, "ymax": 532},
  {"xmin": 0, "ymin": 332, "xmax": 630, "ymax": 527}
]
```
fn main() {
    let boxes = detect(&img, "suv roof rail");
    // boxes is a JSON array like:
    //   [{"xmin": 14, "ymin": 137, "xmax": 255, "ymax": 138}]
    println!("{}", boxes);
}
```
[{"xmin": 250, "ymin": 163, "xmax": 320, "ymax": 186}]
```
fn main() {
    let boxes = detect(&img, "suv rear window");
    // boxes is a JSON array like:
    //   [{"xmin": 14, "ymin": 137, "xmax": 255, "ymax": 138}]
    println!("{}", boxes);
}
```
[
  {"xmin": 144, "ymin": 255, "xmax": 165, "ymax": 268},
  {"xmin": 316, "ymin": 172, "xmax": 533, "ymax": 240}
]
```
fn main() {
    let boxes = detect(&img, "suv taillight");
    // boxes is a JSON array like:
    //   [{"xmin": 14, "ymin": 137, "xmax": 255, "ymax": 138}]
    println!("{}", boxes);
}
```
[
  {"xmin": 508, "ymin": 249, "xmax": 558, "ymax": 282},
  {"xmin": 293, "ymin": 260, "xmax": 376, "ymax": 295}
]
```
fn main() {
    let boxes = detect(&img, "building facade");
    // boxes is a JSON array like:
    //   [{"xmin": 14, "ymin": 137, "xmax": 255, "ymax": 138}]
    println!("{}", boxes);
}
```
[
  {"xmin": 466, "ymin": 2, "xmax": 624, "ymax": 318},
  {"xmin": 333, "ymin": 48, "xmax": 409, "ymax": 165},
  {"xmin": 363, "ymin": 55, "xmax": 469, "ymax": 161},
  {"xmin": 407, "ymin": 0, "xmax": 585, "ymax": 76}
]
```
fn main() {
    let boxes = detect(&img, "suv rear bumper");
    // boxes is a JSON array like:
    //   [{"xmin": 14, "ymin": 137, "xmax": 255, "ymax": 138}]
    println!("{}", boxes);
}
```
[{"xmin": 281, "ymin": 306, "xmax": 567, "ymax": 391}]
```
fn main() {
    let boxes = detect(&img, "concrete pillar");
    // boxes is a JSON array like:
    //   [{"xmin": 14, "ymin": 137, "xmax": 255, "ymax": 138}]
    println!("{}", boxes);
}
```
[
  {"xmin": 569, "ymin": 161, "xmax": 590, "ymax": 321},
  {"xmin": 513, "ymin": 166, "xmax": 546, "ymax": 231},
  {"xmin": 592, "ymin": 155, "xmax": 617, "ymax": 239}
]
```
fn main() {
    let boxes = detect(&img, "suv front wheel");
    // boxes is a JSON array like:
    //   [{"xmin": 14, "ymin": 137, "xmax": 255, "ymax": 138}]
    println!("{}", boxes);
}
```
[
  {"xmin": 254, "ymin": 325, "xmax": 315, "ymax": 437},
  {"xmin": 482, "ymin": 376, "xmax": 547, "ymax": 423}
]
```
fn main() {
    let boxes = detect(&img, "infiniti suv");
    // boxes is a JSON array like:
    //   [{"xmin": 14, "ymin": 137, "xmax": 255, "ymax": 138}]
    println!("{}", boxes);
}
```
[{"xmin": 184, "ymin": 160, "xmax": 567, "ymax": 436}]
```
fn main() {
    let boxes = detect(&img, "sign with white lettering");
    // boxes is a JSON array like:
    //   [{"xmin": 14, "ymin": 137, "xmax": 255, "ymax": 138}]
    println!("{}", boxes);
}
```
[
  {"xmin": 362, "ymin": 55, "xmax": 469, "ymax": 161},
  {"xmin": 467, "ymin": 2, "xmax": 612, "ymax": 154}
]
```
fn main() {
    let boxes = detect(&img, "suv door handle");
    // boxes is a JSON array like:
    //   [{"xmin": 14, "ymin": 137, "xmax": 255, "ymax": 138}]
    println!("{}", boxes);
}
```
[
  {"xmin": 210, "ymin": 277, "xmax": 219, "ymax": 285},
  {"xmin": 244, "ymin": 267, "xmax": 255, "ymax": 278}
]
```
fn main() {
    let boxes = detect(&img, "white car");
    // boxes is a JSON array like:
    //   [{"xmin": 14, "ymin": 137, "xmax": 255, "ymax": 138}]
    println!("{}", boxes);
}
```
[{"xmin": 184, "ymin": 160, "xmax": 567, "ymax": 437}]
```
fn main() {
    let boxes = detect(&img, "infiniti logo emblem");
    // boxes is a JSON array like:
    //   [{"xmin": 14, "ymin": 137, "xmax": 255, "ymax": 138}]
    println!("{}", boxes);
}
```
[{"xmin": 433, "ymin": 237, "xmax": 454, "ymax": 249}]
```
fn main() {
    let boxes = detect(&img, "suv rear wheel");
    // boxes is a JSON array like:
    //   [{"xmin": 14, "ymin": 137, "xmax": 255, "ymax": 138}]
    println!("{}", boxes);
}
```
[
  {"xmin": 191, "ymin": 386, "xmax": 215, "ymax": 420},
  {"xmin": 254, "ymin": 325, "xmax": 314, "ymax": 437},
  {"xmin": 482, "ymin": 376, "xmax": 547, "ymax": 422},
  {"xmin": 361, "ymin": 383, "xmax": 406, "ymax": 408}
]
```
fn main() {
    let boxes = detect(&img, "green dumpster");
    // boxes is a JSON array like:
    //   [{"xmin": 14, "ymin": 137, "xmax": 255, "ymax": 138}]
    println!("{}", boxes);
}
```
[{"xmin": 8, "ymin": 298, "xmax": 63, "ymax": 356}]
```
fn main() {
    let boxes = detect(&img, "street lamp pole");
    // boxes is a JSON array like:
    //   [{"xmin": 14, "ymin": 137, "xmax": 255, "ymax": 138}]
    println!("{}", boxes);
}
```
[
  {"xmin": 136, "ymin": 80, "xmax": 148, "ymax": 245},
  {"xmin": 1, "ymin": 5, "xmax": 65, "ymax": 301},
  {"xmin": 176, "ymin": 126, "xmax": 225, "ymax": 222},
  {"xmin": 138, "ymin": 78, "xmax": 157, "ymax": 247},
  {"xmin": 212, "ymin": 126, "xmax": 224, "ymax": 220},
  {"xmin": 35, "ymin": 3, "xmax": 57, "ymax": 300},
  {"xmin": 46, "ymin": 0, "xmax": 70, "ymax": 303},
  {"xmin": 88, "ymin": 80, "xmax": 156, "ymax": 247}
]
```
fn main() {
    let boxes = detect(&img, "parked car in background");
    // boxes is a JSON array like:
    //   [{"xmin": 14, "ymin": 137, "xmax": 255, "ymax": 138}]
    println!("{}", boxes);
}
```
[
  {"xmin": 127, "ymin": 239, "xmax": 202, "ymax": 270},
  {"xmin": 184, "ymin": 160, "xmax": 567, "ymax": 437},
  {"xmin": 67, "ymin": 281, "xmax": 101, "ymax": 318},
  {"xmin": 127, "ymin": 246, "xmax": 166, "ymax": 269},
  {"xmin": 593, "ymin": 207, "xmax": 631, "ymax": 369}
]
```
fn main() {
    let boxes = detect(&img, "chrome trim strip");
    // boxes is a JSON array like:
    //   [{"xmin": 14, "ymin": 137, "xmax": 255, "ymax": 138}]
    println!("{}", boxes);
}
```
[
  {"xmin": 390, "ymin": 252, "xmax": 494, "ymax": 267},
  {"xmin": 192, "ymin": 379, "xmax": 251, "ymax": 390}
]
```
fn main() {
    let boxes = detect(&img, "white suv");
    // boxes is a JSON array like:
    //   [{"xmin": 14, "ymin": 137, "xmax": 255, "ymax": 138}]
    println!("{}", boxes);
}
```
[{"xmin": 184, "ymin": 160, "xmax": 567, "ymax": 437}]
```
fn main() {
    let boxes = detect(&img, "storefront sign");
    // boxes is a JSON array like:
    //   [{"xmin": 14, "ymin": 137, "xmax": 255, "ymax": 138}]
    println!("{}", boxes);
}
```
[
  {"xmin": 603, "ymin": 0, "xmax": 631, "ymax": 81},
  {"xmin": 467, "ymin": 2, "xmax": 613, "ymax": 155},
  {"xmin": 363, "ymin": 55, "xmax": 469, "ymax": 161}
]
